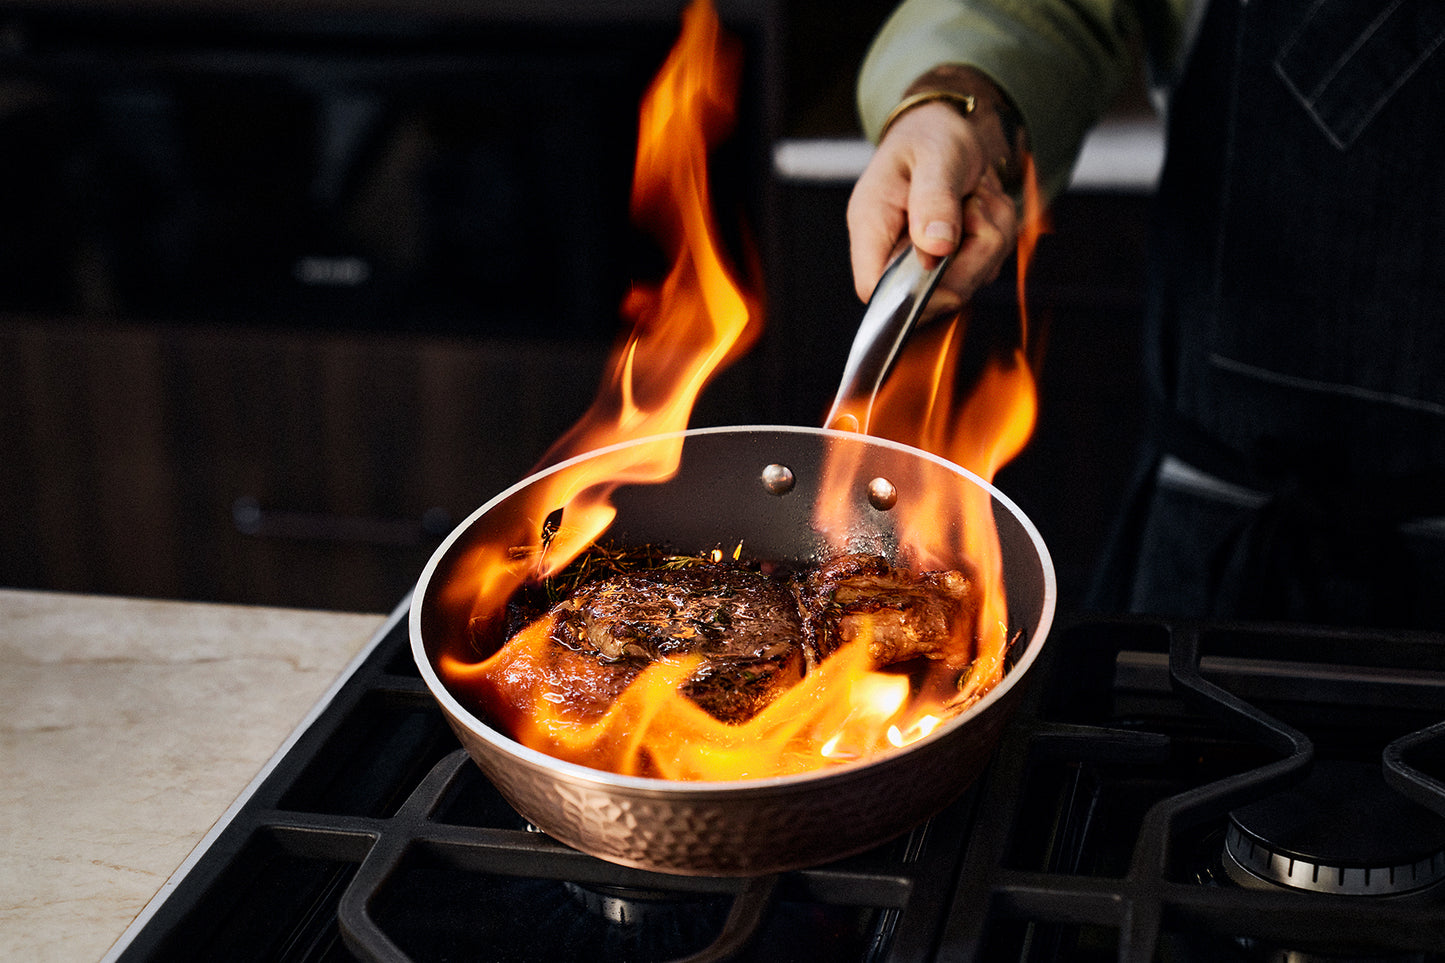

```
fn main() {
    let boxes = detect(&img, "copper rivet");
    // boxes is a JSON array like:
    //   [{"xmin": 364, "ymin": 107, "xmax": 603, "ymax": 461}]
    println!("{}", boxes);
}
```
[
  {"xmin": 761, "ymin": 464, "xmax": 796, "ymax": 495},
  {"xmin": 867, "ymin": 477, "xmax": 898, "ymax": 510}
]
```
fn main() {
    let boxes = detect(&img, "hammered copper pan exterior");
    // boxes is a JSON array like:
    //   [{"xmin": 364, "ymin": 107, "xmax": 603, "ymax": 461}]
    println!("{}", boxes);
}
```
[{"xmin": 412, "ymin": 427, "xmax": 1056, "ymax": 876}]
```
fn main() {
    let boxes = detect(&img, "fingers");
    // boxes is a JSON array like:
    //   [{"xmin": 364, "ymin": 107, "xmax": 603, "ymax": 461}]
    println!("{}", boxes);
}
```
[
  {"xmin": 941, "ymin": 167, "xmax": 1018, "ymax": 301},
  {"xmin": 846, "ymin": 152, "xmax": 910, "ymax": 301},
  {"xmin": 848, "ymin": 102, "xmax": 973, "ymax": 300},
  {"xmin": 903, "ymin": 136, "xmax": 971, "ymax": 260},
  {"xmin": 846, "ymin": 103, "xmax": 1020, "ymax": 305}
]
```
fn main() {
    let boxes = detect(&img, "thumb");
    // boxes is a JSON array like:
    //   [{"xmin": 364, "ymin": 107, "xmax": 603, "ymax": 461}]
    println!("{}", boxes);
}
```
[{"xmin": 906, "ymin": 164, "xmax": 966, "ymax": 258}]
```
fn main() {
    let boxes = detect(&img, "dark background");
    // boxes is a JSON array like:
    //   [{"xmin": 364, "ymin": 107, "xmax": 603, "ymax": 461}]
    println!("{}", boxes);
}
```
[{"xmin": 0, "ymin": 0, "xmax": 1152, "ymax": 612}]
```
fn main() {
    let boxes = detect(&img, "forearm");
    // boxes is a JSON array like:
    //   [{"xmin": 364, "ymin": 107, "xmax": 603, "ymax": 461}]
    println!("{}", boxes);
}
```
[
  {"xmin": 858, "ymin": 0, "xmax": 1147, "ymax": 199},
  {"xmin": 886, "ymin": 63, "xmax": 1028, "ymax": 195}
]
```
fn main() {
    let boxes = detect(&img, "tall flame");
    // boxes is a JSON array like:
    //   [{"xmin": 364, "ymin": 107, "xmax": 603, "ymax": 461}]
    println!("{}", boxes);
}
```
[
  {"xmin": 438, "ymin": 0, "xmax": 760, "ymax": 626},
  {"xmin": 816, "ymin": 159, "xmax": 1046, "ymax": 704},
  {"xmin": 437, "ymin": 2, "xmax": 1048, "ymax": 780}
]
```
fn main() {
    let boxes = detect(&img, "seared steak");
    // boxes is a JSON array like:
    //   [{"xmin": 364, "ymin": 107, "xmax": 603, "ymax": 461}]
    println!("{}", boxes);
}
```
[
  {"xmin": 553, "ymin": 566, "xmax": 806, "ymax": 723},
  {"xmin": 799, "ymin": 553, "xmax": 976, "ymax": 669},
  {"xmin": 483, "ymin": 550, "xmax": 976, "ymax": 726}
]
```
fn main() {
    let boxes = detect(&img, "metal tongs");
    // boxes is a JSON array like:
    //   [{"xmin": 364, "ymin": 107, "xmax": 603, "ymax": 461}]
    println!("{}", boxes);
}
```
[{"xmin": 824, "ymin": 245, "xmax": 955, "ymax": 433}]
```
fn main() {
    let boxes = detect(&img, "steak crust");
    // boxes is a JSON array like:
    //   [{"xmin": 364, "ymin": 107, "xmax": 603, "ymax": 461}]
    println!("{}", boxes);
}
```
[
  {"xmin": 549, "ymin": 565, "xmax": 805, "ymax": 723},
  {"xmin": 486, "ymin": 551, "xmax": 976, "ymax": 726},
  {"xmin": 799, "ymin": 553, "xmax": 976, "ymax": 669}
]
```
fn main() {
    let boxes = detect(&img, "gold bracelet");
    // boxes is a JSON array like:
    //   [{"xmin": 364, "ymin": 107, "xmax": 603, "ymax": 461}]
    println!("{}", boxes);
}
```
[{"xmin": 878, "ymin": 89, "xmax": 977, "ymax": 141}]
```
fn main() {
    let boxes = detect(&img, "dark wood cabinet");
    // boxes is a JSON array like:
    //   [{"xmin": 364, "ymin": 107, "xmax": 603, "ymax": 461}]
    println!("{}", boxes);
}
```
[{"xmin": 0, "ymin": 319, "xmax": 611, "ymax": 610}]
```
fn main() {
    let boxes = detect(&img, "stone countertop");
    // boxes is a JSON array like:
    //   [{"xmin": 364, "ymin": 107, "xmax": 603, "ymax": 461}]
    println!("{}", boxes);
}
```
[{"xmin": 0, "ymin": 589, "xmax": 389, "ymax": 963}]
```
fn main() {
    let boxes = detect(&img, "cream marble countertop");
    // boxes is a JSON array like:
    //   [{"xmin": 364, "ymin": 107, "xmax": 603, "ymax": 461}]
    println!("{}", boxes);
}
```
[{"xmin": 0, "ymin": 589, "xmax": 389, "ymax": 963}]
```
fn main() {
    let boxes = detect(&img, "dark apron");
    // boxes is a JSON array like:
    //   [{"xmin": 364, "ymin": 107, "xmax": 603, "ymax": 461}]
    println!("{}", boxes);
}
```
[{"xmin": 1094, "ymin": 0, "xmax": 1445, "ymax": 627}]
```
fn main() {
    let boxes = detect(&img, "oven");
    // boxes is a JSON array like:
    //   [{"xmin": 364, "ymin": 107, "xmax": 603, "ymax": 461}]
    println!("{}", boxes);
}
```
[{"xmin": 104, "ymin": 605, "xmax": 1445, "ymax": 961}]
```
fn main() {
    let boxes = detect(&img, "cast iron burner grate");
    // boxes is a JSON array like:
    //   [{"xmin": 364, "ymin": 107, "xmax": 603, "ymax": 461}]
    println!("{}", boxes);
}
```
[
  {"xmin": 949, "ymin": 618, "xmax": 1445, "ymax": 962},
  {"xmin": 109, "ymin": 605, "xmax": 1445, "ymax": 962}
]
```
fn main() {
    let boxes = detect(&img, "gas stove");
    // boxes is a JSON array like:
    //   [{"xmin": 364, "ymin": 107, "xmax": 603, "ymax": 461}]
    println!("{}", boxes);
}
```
[{"xmin": 105, "ymin": 605, "xmax": 1445, "ymax": 961}]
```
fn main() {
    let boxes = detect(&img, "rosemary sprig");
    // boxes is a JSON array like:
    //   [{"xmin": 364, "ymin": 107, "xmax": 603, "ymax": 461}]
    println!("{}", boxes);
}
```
[{"xmin": 526, "ymin": 540, "xmax": 739, "ymax": 607}]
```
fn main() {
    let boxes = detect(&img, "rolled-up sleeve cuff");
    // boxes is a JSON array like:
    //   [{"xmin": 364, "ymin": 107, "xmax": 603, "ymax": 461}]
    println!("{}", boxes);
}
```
[{"xmin": 859, "ymin": 0, "xmax": 1135, "ymax": 199}]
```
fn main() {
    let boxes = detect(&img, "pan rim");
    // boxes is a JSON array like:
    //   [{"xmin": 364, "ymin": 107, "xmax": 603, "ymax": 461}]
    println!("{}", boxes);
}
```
[{"xmin": 409, "ymin": 424, "xmax": 1057, "ymax": 796}]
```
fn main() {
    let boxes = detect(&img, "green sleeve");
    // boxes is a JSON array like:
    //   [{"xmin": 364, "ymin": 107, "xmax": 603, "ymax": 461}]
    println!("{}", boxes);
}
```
[{"xmin": 858, "ymin": 0, "xmax": 1175, "ymax": 198}]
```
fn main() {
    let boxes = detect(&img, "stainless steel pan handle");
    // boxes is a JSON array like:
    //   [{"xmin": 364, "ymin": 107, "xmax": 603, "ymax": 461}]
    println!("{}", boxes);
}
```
[{"xmin": 824, "ymin": 246, "xmax": 954, "ymax": 433}]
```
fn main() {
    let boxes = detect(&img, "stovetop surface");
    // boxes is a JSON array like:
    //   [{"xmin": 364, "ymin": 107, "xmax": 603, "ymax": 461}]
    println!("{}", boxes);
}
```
[{"xmin": 110, "ymin": 607, "xmax": 1445, "ymax": 962}]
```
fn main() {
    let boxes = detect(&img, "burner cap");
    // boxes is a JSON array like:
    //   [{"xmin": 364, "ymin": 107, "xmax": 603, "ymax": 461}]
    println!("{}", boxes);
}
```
[{"xmin": 1223, "ymin": 759, "xmax": 1445, "ymax": 897}]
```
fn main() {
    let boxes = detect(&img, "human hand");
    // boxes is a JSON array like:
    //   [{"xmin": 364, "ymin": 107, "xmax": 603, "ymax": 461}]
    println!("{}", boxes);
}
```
[{"xmin": 846, "ymin": 81, "xmax": 1022, "ymax": 308}]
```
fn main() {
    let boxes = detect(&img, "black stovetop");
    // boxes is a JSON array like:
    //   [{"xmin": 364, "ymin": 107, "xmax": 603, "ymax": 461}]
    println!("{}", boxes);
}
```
[{"xmin": 109, "ymin": 606, "xmax": 1445, "ymax": 962}]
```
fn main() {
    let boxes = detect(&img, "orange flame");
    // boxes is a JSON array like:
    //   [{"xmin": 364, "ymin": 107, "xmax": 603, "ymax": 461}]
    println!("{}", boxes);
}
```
[
  {"xmin": 436, "ymin": 3, "xmax": 1047, "ymax": 780},
  {"xmin": 437, "ymin": 0, "xmax": 759, "ymax": 627},
  {"xmin": 442, "ymin": 616, "xmax": 927, "ymax": 780},
  {"xmin": 816, "ymin": 158, "xmax": 1046, "ymax": 708}
]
